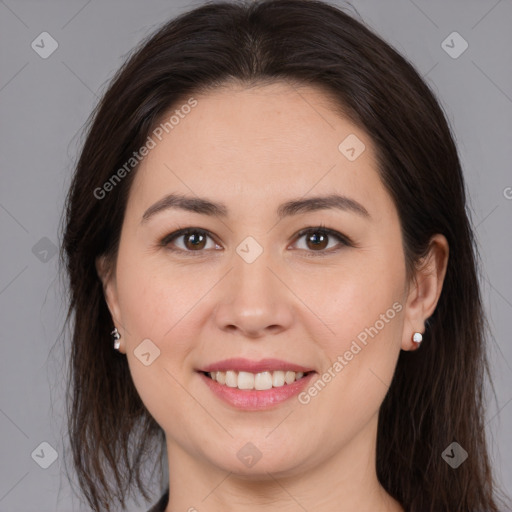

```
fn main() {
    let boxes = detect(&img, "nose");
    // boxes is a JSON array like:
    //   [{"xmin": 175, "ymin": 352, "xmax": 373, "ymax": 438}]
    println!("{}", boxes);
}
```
[{"xmin": 212, "ymin": 249, "xmax": 294, "ymax": 339}]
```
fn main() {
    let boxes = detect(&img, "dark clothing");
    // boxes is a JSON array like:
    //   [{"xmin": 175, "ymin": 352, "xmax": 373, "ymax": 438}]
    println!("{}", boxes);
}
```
[{"xmin": 147, "ymin": 488, "xmax": 169, "ymax": 512}]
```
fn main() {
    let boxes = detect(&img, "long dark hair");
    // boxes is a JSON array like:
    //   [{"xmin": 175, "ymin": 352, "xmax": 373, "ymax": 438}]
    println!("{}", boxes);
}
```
[{"xmin": 59, "ymin": 0, "xmax": 510, "ymax": 510}]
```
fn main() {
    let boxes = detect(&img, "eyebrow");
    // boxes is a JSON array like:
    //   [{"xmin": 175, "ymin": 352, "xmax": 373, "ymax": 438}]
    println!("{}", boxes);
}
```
[{"xmin": 141, "ymin": 192, "xmax": 370, "ymax": 224}]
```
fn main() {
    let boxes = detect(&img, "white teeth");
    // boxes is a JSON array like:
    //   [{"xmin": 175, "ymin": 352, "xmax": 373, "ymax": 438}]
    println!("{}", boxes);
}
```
[
  {"xmin": 272, "ymin": 370, "xmax": 285, "ymax": 387},
  {"xmin": 254, "ymin": 371, "xmax": 273, "ymax": 390},
  {"xmin": 237, "ymin": 371, "xmax": 254, "ymax": 390},
  {"xmin": 225, "ymin": 370, "xmax": 238, "ymax": 388},
  {"xmin": 207, "ymin": 370, "xmax": 308, "ymax": 390},
  {"xmin": 284, "ymin": 371, "xmax": 296, "ymax": 385}
]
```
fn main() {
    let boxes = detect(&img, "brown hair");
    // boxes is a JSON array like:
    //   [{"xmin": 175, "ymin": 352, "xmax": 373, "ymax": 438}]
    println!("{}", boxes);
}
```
[{"xmin": 59, "ymin": 0, "xmax": 511, "ymax": 510}]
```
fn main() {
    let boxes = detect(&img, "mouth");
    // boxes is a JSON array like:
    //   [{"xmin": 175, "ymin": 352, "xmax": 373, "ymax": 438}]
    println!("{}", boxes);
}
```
[
  {"xmin": 196, "ymin": 358, "xmax": 317, "ymax": 409},
  {"xmin": 199, "ymin": 369, "xmax": 315, "ymax": 390},
  {"xmin": 196, "ymin": 366, "xmax": 317, "ymax": 410}
]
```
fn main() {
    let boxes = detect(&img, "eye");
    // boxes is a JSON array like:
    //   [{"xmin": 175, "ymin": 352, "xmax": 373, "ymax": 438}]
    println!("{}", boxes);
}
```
[
  {"xmin": 291, "ymin": 225, "xmax": 352, "ymax": 256},
  {"xmin": 160, "ymin": 225, "xmax": 352, "ymax": 257},
  {"xmin": 160, "ymin": 228, "xmax": 220, "ymax": 254}
]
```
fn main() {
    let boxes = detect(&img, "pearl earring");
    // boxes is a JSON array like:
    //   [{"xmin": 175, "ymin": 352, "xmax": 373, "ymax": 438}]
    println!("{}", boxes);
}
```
[
  {"xmin": 111, "ymin": 327, "xmax": 121, "ymax": 350},
  {"xmin": 412, "ymin": 332, "xmax": 423, "ymax": 344}
]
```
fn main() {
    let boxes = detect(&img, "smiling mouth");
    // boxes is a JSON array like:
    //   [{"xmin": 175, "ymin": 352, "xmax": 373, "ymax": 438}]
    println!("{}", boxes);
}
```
[{"xmin": 200, "ymin": 370, "xmax": 315, "ymax": 391}]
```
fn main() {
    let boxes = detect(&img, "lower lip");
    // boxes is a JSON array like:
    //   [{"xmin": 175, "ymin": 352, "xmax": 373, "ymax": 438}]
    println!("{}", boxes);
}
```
[{"xmin": 198, "ymin": 371, "xmax": 316, "ymax": 410}]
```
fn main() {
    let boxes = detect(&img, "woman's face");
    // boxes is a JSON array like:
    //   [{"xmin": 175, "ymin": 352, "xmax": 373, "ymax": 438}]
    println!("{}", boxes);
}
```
[{"xmin": 98, "ymin": 81, "xmax": 436, "ymax": 478}]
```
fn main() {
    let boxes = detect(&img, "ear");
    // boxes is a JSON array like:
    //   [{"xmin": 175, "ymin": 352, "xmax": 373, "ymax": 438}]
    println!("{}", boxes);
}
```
[
  {"xmin": 95, "ymin": 254, "xmax": 125, "ymax": 353},
  {"xmin": 401, "ymin": 234, "xmax": 449, "ymax": 351}
]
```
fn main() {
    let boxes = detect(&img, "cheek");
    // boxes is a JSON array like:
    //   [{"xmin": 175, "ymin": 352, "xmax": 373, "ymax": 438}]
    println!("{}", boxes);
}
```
[
  {"xmin": 300, "ymin": 258, "xmax": 404, "ymax": 400},
  {"xmin": 116, "ymin": 260, "xmax": 198, "ymax": 427},
  {"xmin": 300, "ymin": 259, "xmax": 402, "ymax": 343},
  {"xmin": 115, "ymin": 249, "xmax": 194, "ymax": 340}
]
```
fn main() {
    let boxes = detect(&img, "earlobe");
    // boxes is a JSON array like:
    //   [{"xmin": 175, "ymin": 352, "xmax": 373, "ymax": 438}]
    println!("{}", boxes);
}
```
[
  {"xmin": 95, "ymin": 255, "xmax": 125, "ymax": 353},
  {"xmin": 401, "ymin": 234, "xmax": 449, "ymax": 351}
]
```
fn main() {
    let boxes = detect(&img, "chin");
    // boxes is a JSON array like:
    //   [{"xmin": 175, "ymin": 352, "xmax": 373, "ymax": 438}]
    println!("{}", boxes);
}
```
[{"xmin": 207, "ymin": 444, "xmax": 308, "ymax": 478}]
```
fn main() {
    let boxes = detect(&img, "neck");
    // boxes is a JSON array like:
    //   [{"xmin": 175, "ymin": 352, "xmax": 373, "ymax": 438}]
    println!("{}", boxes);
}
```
[{"xmin": 163, "ymin": 414, "xmax": 404, "ymax": 512}]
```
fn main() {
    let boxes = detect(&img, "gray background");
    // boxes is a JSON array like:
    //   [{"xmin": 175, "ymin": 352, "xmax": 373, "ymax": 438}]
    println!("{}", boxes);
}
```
[{"xmin": 0, "ymin": 0, "xmax": 511, "ymax": 510}]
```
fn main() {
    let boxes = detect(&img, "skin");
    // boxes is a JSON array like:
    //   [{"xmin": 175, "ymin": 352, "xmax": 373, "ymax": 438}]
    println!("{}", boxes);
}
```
[{"xmin": 96, "ymin": 81, "xmax": 449, "ymax": 512}]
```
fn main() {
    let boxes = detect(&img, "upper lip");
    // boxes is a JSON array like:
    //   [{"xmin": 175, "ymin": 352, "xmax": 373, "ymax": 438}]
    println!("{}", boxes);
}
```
[{"xmin": 199, "ymin": 358, "xmax": 315, "ymax": 374}]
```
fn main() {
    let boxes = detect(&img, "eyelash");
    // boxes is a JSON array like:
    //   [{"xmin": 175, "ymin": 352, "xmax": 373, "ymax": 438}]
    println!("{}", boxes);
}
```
[{"xmin": 159, "ymin": 224, "xmax": 353, "ymax": 258}]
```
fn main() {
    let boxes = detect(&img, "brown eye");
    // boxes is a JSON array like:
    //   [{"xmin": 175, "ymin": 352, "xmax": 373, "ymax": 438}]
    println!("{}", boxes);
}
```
[
  {"xmin": 304, "ymin": 231, "xmax": 329, "ymax": 250},
  {"xmin": 161, "ymin": 228, "xmax": 218, "ymax": 254},
  {"xmin": 182, "ymin": 231, "xmax": 207, "ymax": 250},
  {"xmin": 292, "ymin": 227, "xmax": 351, "ymax": 256}
]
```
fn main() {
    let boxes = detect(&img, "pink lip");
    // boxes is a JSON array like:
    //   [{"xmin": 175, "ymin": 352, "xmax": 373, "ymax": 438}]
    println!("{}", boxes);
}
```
[
  {"xmin": 199, "ymin": 358, "xmax": 314, "ymax": 373},
  {"xmin": 198, "ymin": 371, "xmax": 316, "ymax": 410}
]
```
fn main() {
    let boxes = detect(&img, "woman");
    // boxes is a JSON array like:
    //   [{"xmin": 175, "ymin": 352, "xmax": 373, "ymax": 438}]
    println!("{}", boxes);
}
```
[{"xmin": 60, "ymin": 0, "xmax": 511, "ymax": 511}]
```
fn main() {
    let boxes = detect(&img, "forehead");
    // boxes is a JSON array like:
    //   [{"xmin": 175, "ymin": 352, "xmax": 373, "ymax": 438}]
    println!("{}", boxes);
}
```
[{"xmin": 127, "ymin": 81, "xmax": 387, "ymax": 220}]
